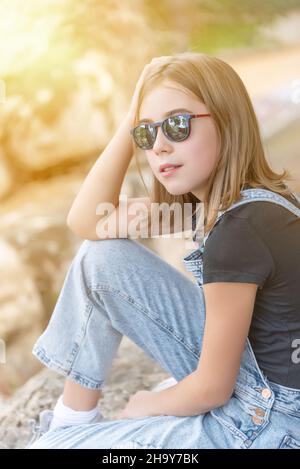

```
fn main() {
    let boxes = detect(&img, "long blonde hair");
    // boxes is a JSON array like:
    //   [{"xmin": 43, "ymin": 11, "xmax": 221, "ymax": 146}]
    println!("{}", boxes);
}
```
[{"xmin": 132, "ymin": 52, "xmax": 294, "ymax": 235}]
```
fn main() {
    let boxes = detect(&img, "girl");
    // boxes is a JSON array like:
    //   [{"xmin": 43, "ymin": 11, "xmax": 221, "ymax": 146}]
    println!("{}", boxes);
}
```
[{"xmin": 28, "ymin": 52, "xmax": 300, "ymax": 449}]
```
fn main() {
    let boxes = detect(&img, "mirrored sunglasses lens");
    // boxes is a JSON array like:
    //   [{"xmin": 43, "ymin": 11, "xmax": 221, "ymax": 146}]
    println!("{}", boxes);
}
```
[
  {"xmin": 164, "ymin": 115, "xmax": 189, "ymax": 141},
  {"xmin": 134, "ymin": 124, "xmax": 155, "ymax": 149}
]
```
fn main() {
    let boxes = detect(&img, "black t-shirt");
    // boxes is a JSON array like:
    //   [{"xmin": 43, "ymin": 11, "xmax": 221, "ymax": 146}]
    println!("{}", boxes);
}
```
[{"xmin": 202, "ymin": 188, "xmax": 300, "ymax": 388}]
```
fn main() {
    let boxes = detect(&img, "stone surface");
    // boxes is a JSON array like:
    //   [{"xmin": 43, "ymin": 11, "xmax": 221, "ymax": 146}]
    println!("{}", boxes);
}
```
[
  {"xmin": 0, "ymin": 238, "xmax": 45, "ymax": 393},
  {"xmin": 0, "ymin": 174, "xmax": 84, "ymax": 394},
  {"xmin": 0, "ymin": 336, "xmax": 170, "ymax": 449}
]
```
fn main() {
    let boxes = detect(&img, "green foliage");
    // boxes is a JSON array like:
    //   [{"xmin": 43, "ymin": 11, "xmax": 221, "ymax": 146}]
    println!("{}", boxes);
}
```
[{"xmin": 144, "ymin": 0, "xmax": 300, "ymax": 52}]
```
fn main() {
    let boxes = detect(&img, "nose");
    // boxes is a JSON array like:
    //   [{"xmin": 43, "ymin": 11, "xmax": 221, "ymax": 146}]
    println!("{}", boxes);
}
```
[{"xmin": 152, "ymin": 125, "xmax": 172, "ymax": 154}]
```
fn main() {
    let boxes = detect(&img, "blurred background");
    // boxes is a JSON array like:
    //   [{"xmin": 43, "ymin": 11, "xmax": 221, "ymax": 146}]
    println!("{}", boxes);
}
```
[{"xmin": 0, "ymin": 0, "xmax": 300, "ymax": 447}]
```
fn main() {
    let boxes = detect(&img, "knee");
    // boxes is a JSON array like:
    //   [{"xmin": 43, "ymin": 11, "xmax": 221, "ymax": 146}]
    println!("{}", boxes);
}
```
[
  {"xmin": 81, "ymin": 238, "xmax": 133, "ymax": 258},
  {"xmin": 75, "ymin": 238, "xmax": 138, "ymax": 272}
]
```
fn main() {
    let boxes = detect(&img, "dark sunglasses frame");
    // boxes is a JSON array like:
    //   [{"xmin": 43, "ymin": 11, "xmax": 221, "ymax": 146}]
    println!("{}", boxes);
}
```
[{"xmin": 130, "ymin": 113, "xmax": 211, "ymax": 150}]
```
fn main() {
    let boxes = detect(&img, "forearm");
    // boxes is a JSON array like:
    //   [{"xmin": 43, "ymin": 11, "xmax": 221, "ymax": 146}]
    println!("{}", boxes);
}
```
[
  {"xmin": 150, "ymin": 371, "xmax": 225, "ymax": 417},
  {"xmin": 67, "ymin": 113, "xmax": 135, "ymax": 238}
]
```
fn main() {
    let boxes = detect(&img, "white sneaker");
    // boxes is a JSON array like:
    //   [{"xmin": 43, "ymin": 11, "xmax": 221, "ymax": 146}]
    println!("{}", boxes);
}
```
[
  {"xmin": 151, "ymin": 377, "xmax": 178, "ymax": 392},
  {"xmin": 27, "ymin": 408, "xmax": 104, "ymax": 447},
  {"xmin": 27, "ymin": 409, "xmax": 54, "ymax": 447}
]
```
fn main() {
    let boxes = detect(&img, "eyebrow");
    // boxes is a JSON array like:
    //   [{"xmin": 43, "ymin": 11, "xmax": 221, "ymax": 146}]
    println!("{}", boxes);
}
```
[{"xmin": 137, "ymin": 108, "xmax": 194, "ymax": 124}]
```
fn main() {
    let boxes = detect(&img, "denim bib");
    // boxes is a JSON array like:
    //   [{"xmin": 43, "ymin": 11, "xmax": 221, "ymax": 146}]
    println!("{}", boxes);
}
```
[{"xmin": 182, "ymin": 188, "xmax": 300, "ymax": 448}]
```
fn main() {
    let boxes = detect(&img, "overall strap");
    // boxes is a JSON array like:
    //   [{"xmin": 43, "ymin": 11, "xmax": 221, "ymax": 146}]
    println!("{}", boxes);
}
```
[{"xmin": 203, "ymin": 188, "xmax": 300, "ymax": 247}]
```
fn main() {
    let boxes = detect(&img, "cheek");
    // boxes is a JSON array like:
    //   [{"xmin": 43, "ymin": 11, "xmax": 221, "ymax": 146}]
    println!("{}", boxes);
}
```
[
  {"xmin": 189, "ymin": 127, "xmax": 219, "ymax": 169},
  {"xmin": 146, "ymin": 154, "xmax": 156, "ymax": 171}
]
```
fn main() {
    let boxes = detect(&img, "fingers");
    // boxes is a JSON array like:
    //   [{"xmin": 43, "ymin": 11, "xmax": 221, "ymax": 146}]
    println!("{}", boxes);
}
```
[
  {"xmin": 128, "ymin": 55, "xmax": 173, "ymax": 118},
  {"xmin": 147, "ymin": 55, "xmax": 172, "ymax": 68},
  {"xmin": 150, "ymin": 55, "xmax": 172, "ymax": 62}
]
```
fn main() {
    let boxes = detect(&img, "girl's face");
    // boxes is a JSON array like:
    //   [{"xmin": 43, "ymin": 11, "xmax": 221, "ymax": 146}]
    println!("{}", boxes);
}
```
[{"xmin": 138, "ymin": 81, "xmax": 220, "ymax": 202}]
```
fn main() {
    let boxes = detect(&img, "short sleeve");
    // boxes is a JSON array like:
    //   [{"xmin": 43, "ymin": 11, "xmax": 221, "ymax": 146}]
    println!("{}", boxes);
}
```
[{"xmin": 202, "ymin": 215, "xmax": 274, "ymax": 288}]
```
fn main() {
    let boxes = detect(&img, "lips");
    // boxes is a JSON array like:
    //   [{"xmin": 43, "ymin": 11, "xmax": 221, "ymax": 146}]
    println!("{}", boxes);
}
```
[
  {"xmin": 159, "ymin": 165, "xmax": 183, "ymax": 177},
  {"xmin": 159, "ymin": 163, "xmax": 183, "ymax": 173}
]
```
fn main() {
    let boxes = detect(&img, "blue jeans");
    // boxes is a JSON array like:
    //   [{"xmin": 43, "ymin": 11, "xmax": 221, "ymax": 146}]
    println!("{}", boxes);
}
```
[{"xmin": 28, "ymin": 236, "xmax": 300, "ymax": 449}]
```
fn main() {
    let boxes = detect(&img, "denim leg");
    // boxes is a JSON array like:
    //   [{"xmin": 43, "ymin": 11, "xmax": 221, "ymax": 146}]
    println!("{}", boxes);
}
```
[
  {"xmin": 33, "ymin": 239, "xmax": 206, "ymax": 390},
  {"xmin": 29, "ymin": 412, "xmax": 236, "ymax": 449},
  {"xmin": 28, "ymin": 239, "xmax": 244, "ymax": 450}
]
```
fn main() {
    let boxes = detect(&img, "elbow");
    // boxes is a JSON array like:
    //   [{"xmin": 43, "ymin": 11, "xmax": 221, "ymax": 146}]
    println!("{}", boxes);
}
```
[
  {"xmin": 66, "ymin": 214, "xmax": 99, "ymax": 241},
  {"xmin": 214, "ymin": 393, "xmax": 231, "ymax": 408},
  {"xmin": 191, "ymin": 371, "xmax": 233, "ymax": 411},
  {"xmin": 211, "ymin": 383, "xmax": 234, "ymax": 408},
  {"xmin": 200, "ymin": 386, "xmax": 232, "ymax": 411},
  {"xmin": 212, "ymin": 388, "xmax": 234, "ymax": 409},
  {"xmin": 66, "ymin": 213, "xmax": 80, "ymax": 236},
  {"xmin": 66, "ymin": 213, "xmax": 74, "ymax": 230},
  {"xmin": 207, "ymin": 394, "xmax": 229, "ymax": 411}
]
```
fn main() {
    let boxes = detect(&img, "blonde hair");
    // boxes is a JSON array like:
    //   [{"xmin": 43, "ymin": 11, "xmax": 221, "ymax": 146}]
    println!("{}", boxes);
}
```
[{"xmin": 132, "ymin": 51, "xmax": 294, "ymax": 235}]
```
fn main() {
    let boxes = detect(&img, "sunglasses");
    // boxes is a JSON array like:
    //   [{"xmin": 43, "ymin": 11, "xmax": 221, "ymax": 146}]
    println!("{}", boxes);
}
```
[{"xmin": 130, "ymin": 113, "xmax": 211, "ymax": 150}]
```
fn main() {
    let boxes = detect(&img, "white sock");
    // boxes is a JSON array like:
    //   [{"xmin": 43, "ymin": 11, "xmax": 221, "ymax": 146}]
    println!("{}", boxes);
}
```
[{"xmin": 50, "ymin": 395, "xmax": 102, "ymax": 430}]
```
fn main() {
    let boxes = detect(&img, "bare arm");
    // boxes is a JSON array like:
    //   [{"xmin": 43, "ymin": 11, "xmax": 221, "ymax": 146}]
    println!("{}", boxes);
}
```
[
  {"xmin": 67, "ymin": 56, "xmax": 173, "ymax": 240},
  {"xmin": 149, "ymin": 282, "xmax": 258, "ymax": 417},
  {"xmin": 66, "ymin": 114, "xmax": 135, "ymax": 239}
]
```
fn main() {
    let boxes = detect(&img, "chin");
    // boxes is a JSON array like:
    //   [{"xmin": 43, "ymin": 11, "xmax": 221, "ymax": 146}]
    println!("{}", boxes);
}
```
[{"xmin": 165, "ymin": 187, "xmax": 188, "ymax": 196}]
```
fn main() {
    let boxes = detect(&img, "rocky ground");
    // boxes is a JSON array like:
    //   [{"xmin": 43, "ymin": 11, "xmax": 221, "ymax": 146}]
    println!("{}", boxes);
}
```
[{"xmin": 0, "ymin": 336, "xmax": 171, "ymax": 449}]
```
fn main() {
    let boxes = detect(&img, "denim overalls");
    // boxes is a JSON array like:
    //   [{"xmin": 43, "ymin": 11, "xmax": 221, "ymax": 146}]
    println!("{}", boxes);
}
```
[
  {"xmin": 182, "ymin": 188, "xmax": 300, "ymax": 448},
  {"xmin": 29, "ymin": 188, "xmax": 300, "ymax": 449}
]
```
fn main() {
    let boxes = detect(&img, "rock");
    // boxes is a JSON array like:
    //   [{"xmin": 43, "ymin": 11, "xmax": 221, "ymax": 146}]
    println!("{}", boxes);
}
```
[
  {"xmin": 9, "ymin": 64, "xmax": 114, "ymax": 171},
  {"xmin": 0, "ymin": 368, "xmax": 64, "ymax": 449},
  {"xmin": 0, "ymin": 238, "xmax": 45, "ymax": 393},
  {"xmin": 0, "ymin": 336, "xmax": 170, "ymax": 449},
  {"xmin": 0, "ymin": 238, "xmax": 44, "ymax": 339},
  {"xmin": 0, "ymin": 149, "xmax": 13, "ymax": 199},
  {"xmin": 0, "ymin": 0, "xmax": 160, "ymax": 195},
  {"xmin": 0, "ymin": 175, "xmax": 84, "ymax": 393}
]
